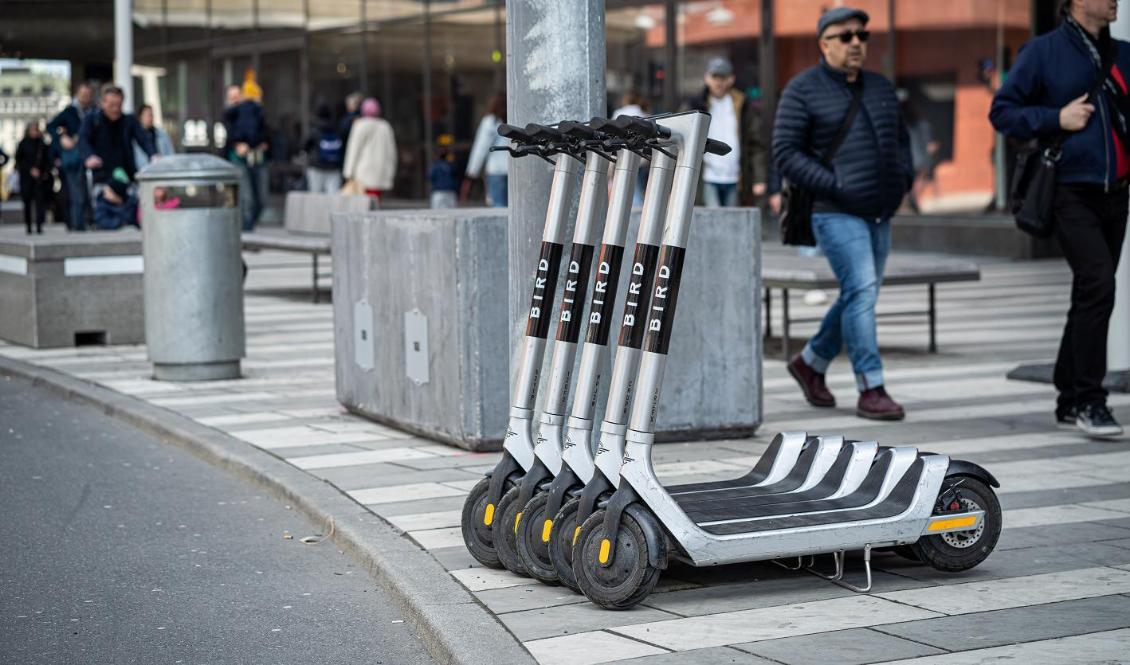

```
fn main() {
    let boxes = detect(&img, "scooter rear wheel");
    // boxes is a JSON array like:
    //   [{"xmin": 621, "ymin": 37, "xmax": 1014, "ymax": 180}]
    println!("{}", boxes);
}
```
[
  {"xmin": 493, "ymin": 485, "xmax": 530, "ymax": 576},
  {"xmin": 912, "ymin": 476, "xmax": 1001, "ymax": 572},
  {"xmin": 573, "ymin": 510, "xmax": 661, "ymax": 610},
  {"xmin": 516, "ymin": 492, "xmax": 560, "ymax": 585},
  {"xmin": 548, "ymin": 498, "xmax": 582, "ymax": 592},
  {"xmin": 461, "ymin": 477, "xmax": 503, "ymax": 568}
]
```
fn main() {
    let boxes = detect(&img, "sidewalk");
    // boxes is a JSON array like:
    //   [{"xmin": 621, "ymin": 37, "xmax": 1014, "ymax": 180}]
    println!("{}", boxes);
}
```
[{"xmin": 4, "ymin": 247, "xmax": 1130, "ymax": 664}]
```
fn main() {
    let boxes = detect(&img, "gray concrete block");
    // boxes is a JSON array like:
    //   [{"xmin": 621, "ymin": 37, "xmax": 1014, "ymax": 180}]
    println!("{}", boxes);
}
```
[
  {"xmin": 284, "ymin": 191, "xmax": 374, "ymax": 236},
  {"xmin": 333, "ymin": 207, "xmax": 762, "ymax": 450},
  {"xmin": 0, "ymin": 231, "xmax": 144, "ymax": 348},
  {"xmin": 497, "ymin": 601, "xmax": 679, "ymax": 642},
  {"xmin": 877, "ymin": 595, "xmax": 1130, "ymax": 652},
  {"xmin": 735, "ymin": 628, "xmax": 946, "ymax": 665}
]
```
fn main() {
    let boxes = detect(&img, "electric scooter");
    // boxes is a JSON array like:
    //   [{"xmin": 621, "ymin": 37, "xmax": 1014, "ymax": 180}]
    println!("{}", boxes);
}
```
[{"xmin": 571, "ymin": 110, "xmax": 1003, "ymax": 610}]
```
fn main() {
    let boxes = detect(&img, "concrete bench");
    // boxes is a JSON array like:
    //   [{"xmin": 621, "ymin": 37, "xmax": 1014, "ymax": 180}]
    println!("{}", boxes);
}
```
[
  {"xmin": 0, "ymin": 231, "xmax": 144, "ymax": 348},
  {"xmin": 241, "ymin": 191, "xmax": 374, "ymax": 302},
  {"xmin": 762, "ymin": 253, "xmax": 980, "ymax": 357}
]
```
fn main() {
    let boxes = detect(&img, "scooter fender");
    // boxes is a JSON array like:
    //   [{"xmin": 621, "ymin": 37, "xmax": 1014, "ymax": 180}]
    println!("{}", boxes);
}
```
[
  {"xmin": 624, "ymin": 503, "xmax": 669, "ymax": 570},
  {"xmin": 944, "ymin": 459, "xmax": 1000, "ymax": 488}
]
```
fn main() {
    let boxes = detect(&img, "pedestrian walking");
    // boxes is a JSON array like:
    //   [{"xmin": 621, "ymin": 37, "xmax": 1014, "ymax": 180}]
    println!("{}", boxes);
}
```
[
  {"xmin": 304, "ymin": 103, "xmax": 344, "ymax": 194},
  {"xmin": 47, "ymin": 82, "xmax": 95, "ymax": 231},
  {"xmin": 223, "ymin": 72, "xmax": 269, "ymax": 230},
  {"xmin": 78, "ymin": 84, "xmax": 155, "ymax": 230},
  {"xmin": 990, "ymin": 0, "xmax": 1129, "ymax": 438},
  {"xmin": 774, "ymin": 7, "xmax": 914, "ymax": 421},
  {"xmin": 342, "ymin": 97, "xmax": 397, "ymax": 203},
  {"xmin": 133, "ymin": 104, "xmax": 174, "ymax": 171},
  {"xmin": 428, "ymin": 145, "xmax": 459, "ymax": 209},
  {"xmin": 340, "ymin": 92, "xmax": 363, "ymax": 153},
  {"xmin": 463, "ymin": 93, "xmax": 509, "ymax": 207},
  {"xmin": 685, "ymin": 57, "xmax": 766, "ymax": 207},
  {"xmin": 15, "ymin": 122, "xmax": 51, "ymax": 234}
]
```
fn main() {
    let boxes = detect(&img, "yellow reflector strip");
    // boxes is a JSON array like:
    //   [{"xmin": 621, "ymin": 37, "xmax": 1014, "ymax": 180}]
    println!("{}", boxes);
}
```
[
  {"xmin": 541, "ymin": 519, "xmax": 554, "ymax": 543},
  {"xmin": 514, "ymin": 511, "xmax": 523, "ymax": 534},
  {"xmin": 928, "ymin": 515, "xmax": 978, "ymax": 532},
  {"xmin": 573, "ymin": 526, "xmax": 581, "ymax": 546},
  {"xmin": 483, "ymin": 503, "xmax": 495, "ymax": 526},
  {"xmin": 598, "ymin": 538, "xmax": 611, "ymax": 564}
]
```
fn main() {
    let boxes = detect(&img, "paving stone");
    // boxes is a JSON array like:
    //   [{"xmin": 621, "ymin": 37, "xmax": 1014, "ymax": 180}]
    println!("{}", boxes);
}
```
[
  {"xmin": 998, "ymin": 482, "xmax": 1130, "ymax": 510},
  {"xmin": 348, "ymin": 482, "xmax": 465, "ymax": 505},
  {"xmin": 311, "ymin": 464, "xmax": 474, "ymax": 491},
  {"xmin": 1104, "ymin": 538, "xmax": 1130, "ymax": 550},
  {"xmin": 524, "ymin": 631, "xmax": 668, "ymax": 665},
  {"xmin": 287, "ymin": 447, "xmax": 438, "ymax": 470},
  {"xmin": 255, "ymin": 443, "xmax": 367, "ymax": 458},
  {"xmin": 426, "ymin": 545, "xmax": 480, "ymax": 572},
  {"xmin": 498, "ymin": 601, "xmax": 680, "ymax": 642},
  {"xmin": 734, "ymin": 627, "xmax": 945, "ymax": 665},
  {"xmin": 475, "ymin": 582, "xmax": 588, "ymax": 614},
  {"xmin": 407, "ymin": 526, "xmax": 463, "ymax": 550},
  {"xmin": 874, "ymin": 542, "xmax": 1130, "ymax": 587},
  {"xmin": 880, "ymin": 627, "xmax": 1130, "ymax": 664},
  {"xmin": 876, "ymin": 595, "xmax": 1130, "ymax": 651},
  {"xmin": 617, "ymin": 646, "xmax": 778, "ymax": 664},
  {"xmin": 995, "ymin": 519, "xmax": 1130, "ymax": 551},
  {"xmin": 366, "ymin": 494, "xmax": 467, "ymax": 518}
]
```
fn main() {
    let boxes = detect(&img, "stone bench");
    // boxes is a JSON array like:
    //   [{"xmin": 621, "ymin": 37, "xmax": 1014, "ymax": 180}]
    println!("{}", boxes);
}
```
[
  {"xmin": 0, "ymin": 231, "xmax": 144, "ymax": 348},
  {"xmin": 241, "ymin": 190, "xmax": 374, "ymax": 301},
  {"xmin": 762, "ymin": 252, "xmax": 981, "ymax": 357},
  {"xmin": 333, "ymin": 207, "xmax": 762, "ymax": 451}
]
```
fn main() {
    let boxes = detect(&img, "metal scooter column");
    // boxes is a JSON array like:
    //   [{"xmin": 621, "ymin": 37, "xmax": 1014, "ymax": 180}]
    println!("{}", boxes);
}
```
[
  {"xmin": 494, "ymin": 134, "xmax": 611, "ymax": 575},
  {"xmin": 461, "ymin": 125, "xmax": 584, "ymax": 569}
]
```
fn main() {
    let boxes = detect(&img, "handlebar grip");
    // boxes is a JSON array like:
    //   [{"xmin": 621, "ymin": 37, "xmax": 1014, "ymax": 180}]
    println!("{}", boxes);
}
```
[
  {"xmin": 611, "ymin": 116, "xmax": 671, "ymax": 140},
  {"xmin": 705, "ymin": 139, "xmax": 732, "ymax": 156},
  {"xmin": 524, "ymin": 123, "xmax": 565, "ymax": 142},
  {"xmin": 559, "ymin": 120, "xmax": 600, "ymax": 140},
  {"xmin": 497, "ymin": 124, "xmax": 531, "ymax": 142},
  {"xmin": 589, "ymin": 116, "xmax": 629, "ymax": 137}
]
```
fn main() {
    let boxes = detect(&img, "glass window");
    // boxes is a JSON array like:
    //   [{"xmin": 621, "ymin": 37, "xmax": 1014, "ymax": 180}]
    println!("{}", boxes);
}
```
[{"xmin": 309, "ymin": 0, "xmax": 362, "ymax": 31}]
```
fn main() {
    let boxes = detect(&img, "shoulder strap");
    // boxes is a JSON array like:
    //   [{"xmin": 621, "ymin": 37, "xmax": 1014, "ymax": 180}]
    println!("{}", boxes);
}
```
[{"xmin": 822, "ymin": 84, "xmax": 864, "ymax": 163}]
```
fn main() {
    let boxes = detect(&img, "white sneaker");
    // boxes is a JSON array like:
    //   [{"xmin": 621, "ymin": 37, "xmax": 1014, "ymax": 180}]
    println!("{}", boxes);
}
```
[{"xmin": 1076, "ymin": 404, "xmax": 1124, "ymax": 439}]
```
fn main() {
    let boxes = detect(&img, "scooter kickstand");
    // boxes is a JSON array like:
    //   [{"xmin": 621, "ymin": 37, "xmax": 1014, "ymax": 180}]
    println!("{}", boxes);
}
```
[
  {"xmin": 773, "ymin": 555, "xmax": 814, "ymax": 571},
  {"xmin": 805, "ymin": 545, "xmax": 873, "ymax": 593}
]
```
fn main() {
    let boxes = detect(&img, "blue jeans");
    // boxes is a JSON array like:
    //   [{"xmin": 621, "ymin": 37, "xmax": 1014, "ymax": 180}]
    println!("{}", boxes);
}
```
[
  {"xmin": 62, "ymin": 167, "xmax": 90, "ymax": 231},
  {"xmin": 93, "ymin": 191, "xmax": 138, "ymax": 230},
  {"xmin": 234, "ymin": 159, "xmax": 265, "ymax": 231},
  {"xmin": 801, "ymin": 213, "xmax": 891, "ymax": 391},
  {"xmin": 703, "ymin": 181, "xmax": 738, "ymax": 207},
  {"xmin": 485, "ymin": 174, "xmax": 508, "ymax": 208}
]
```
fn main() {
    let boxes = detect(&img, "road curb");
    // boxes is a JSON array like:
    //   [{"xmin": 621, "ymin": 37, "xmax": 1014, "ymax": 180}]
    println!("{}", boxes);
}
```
[{"xmin": 0, "ymin": 356, "xmax": 534, "ymax": 665}]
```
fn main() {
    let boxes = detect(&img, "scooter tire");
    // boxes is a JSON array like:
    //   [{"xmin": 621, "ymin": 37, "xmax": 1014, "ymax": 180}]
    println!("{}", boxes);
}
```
[
  {"xmin": 912, "ymin": 476, "xmax": 1001, "ymax": 572},
  {"xmin": 548, "ymin": 498, "xmax": 582, "ymax": 593},
  {"xmin": 492, "ymin": 485, "xmax": 530, "ymax": 576},
  {"xmin": 573, "ymin": 509, "xmax": 661, "ymax": 610},
  {"xmin": 461, "ymin": 477, "xmax": 503, "ymax": 569},
  {"xmin": 516, "ymin": 491, "xmax": 560, "ymax": 585}
]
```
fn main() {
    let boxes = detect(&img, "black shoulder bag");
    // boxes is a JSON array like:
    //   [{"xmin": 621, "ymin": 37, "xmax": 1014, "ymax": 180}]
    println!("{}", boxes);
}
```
[
  {"xmin": 1010, "ymin": 61, "xmax": 1111, "ymax": 238},
  {"xmin": 780, "ymin": 85, "xmax": 863, "ymax": 246}
]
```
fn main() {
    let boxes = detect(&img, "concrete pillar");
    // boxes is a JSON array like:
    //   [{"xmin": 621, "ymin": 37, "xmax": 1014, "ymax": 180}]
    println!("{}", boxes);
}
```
[
  {"xmin": 115, "ymin": 0, "xmax": 134, "ymax": 112},
  {"xmin": 1110, "ymin": 2, "xmax": 1130, "ymax": 379},
  {"xmin": 505, "ymin": 0, "xmax": 606, "ymax": 351}
]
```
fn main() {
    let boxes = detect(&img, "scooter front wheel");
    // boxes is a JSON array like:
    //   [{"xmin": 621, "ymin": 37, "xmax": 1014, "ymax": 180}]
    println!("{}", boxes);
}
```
[
  {"xmin": 573, "ymin": 509, "xmax": 661, "ymax": 610},
  {"xmin": 492, "ymin": 485, "xmax": 531, "ymax": 576},
  {"xmin": 516, "ymin": 492, "xmax": 560, "ymax": 585},
  {"xmin": 461, "ymin": 477, "xmax": 503, "ymax": 568},
  {"xmin": 912, "ymin": 476, "xmax": 1002, "ymax": 572},
  {"xmin": 548, "ymin": 498, "xmax": 582, "ymax": 592}
]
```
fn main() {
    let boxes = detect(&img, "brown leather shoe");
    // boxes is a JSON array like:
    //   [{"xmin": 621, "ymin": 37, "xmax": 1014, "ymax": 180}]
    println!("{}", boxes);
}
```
[
  {"xmin": 857, "ymin": 386, "xmax": 905, "ymax": 421},
  {"xmin": 788, "ymin": 355, "xmax": 835, "ymax": 407}
]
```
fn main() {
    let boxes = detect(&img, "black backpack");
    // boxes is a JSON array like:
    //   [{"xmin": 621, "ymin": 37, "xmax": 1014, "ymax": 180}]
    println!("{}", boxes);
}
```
[{"xmin": 316, "ymin": 128, "xmax": 344, "ymax": 167}]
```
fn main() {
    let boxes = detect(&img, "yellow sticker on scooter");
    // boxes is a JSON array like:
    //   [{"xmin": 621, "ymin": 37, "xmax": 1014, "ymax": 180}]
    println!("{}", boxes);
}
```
[
  {"xmin": 573, "ymin": 526, "xmax": 581, "ymax": 545},
  {"xmin": 541, "ymin": 519, "xmax": 553, "ymax": 543},
  {"xmin": 514, "ymin": 511, "xmax": 523, "ymax": 534},
  {"xmin": 598, "ymin": 538, "xmax": 611, "ymax": 564},
  {"xmin": 483, "ymin": 503, "xmax": 495, "ymax": 526}
]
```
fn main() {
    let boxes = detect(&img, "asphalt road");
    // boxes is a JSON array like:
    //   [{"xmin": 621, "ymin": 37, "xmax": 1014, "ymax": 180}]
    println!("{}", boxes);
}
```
[{"xmin": 0, "ymin": 372, "xmax": 436, "ymax": 665}]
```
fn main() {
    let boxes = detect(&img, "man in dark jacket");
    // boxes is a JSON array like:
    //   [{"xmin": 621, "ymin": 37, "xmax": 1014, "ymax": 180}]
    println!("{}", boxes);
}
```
[
  {"xmin": 47, "ymin": 82, "xmax": 95, "ymax": 230},
  {"xmin": 223, "ymin": 77, "xmax": 269, "ymax": 230},
  {"xmin": 79, "ymin": 84, "xmax": 155, "ymax": 230},
  {"xmin": 990, "ymin": 0, "xmax": 1129, "ymax": 439},
  {"xmin": 685, "ymin": 58, "xmax": 766, "ymax": 206},
  {"xmin": 775, "ymin": 7, "xmax": 913, "ymax": 421}
]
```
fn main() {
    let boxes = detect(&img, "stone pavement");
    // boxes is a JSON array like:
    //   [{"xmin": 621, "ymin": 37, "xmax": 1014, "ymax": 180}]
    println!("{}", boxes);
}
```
[{"xmin": 3, "ymin": 245, "xmax": 1130, "ymax": 665}]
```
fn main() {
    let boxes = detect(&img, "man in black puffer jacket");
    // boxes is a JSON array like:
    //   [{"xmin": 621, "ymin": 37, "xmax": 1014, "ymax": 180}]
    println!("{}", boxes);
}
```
[{"xmin": 775, "ymin": 7, "xmax": 914, "ymax": 421}]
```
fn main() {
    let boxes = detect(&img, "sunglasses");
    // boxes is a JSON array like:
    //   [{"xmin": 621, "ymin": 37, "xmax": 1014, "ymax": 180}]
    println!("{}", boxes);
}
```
[{"xmin": 825, "ymin": 29, "xmax": 870, "ymax": 44}]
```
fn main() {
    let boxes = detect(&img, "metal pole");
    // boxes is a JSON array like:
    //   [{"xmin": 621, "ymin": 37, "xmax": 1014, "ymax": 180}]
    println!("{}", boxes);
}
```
[
  {"xmin": 885, "ymin": 0, "xmax": 896, "ymax": 82},
  {"xmin": 115, "ymin": 0, "xmax": 134, "ymax": 111},
  {"xmin": 506, "ymin": 0, "xmax": 606, "ymax": 362},
  {"xmin": 664, "ymin": 0, "xmax": 678, "ymax": 112},
  {"xmin": 759, "ymin": 0, "xmax": 776, "ymax": 187},
  {"xmin": 1109, "ymin": 0, "xmax": 1130, "ymax": 378},
  {"xmin": 423, "ymin": 0, "xmax": 434, "ymax": 170},
  {"xmin": 993, "ymin": 0, "xmax": 1008, "ymax": 211}
]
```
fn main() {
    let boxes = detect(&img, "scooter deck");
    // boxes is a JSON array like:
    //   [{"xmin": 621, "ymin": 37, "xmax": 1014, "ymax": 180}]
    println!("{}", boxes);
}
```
[{"xmin": 665, "ymin": 434, "xmax": 818, "ymax": 494}]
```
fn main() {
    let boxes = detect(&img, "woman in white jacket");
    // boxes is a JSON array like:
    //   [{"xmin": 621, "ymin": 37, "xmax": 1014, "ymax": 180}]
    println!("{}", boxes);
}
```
[
  {"xmin": 343, "ymin": 97, "xmax": 397, "ymax": 202},
  {"xmin": 463, "ymin": 93, "xmax": 508, "ymax": 207}
]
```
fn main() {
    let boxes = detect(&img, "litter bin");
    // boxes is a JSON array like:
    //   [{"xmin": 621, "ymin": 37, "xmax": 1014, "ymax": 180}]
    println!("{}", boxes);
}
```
[{"xmin": 137, "ymin": 154, "xmax": 245, "ymax": 381}]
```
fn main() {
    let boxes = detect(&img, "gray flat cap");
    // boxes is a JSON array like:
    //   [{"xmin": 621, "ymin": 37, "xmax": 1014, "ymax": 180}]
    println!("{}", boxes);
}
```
[
  {"xmin": 705, "ymin": 57, "xmax": 734, "ymax": 77},
  {"xmin": 818, "ymin": 7, "xmax": 869, "ymax": 37}
]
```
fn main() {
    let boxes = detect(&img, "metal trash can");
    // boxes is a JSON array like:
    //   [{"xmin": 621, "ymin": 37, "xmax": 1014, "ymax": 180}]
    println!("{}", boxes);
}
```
[{"xmin": 136, "ymin": 154, "xmax": 245, "ymax": 381}]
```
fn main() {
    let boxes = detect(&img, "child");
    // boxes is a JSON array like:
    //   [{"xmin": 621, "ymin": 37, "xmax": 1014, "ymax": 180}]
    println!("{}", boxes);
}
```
[{"xmin": 428, "ymin": 147, "xmax": 459, "ymax": 209}]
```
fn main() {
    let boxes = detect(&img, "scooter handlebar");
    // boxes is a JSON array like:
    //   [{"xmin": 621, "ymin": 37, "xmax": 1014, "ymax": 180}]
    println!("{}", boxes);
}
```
[
  {"xmin": 611, "ymin": 115, "xmax": 672, "ymax": 140},
  {"xmin": 524, "ymin": 123, "xmax": 566, "ymax": 143},
  {"xmin": 497, "ymin": 123, "xmax": 534, "ymax": 143},
  {"xmin": 558, "ymin": 120, "xmax": 600, "ymax": 141},
  {"xmin": 705, "ymin": 139, "xmax": 732, "ymax": 156}
]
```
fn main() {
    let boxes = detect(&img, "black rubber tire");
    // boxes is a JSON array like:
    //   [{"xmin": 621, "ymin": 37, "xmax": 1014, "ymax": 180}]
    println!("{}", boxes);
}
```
[
  {"xmin": 492, "ymin": 485, "xmax": 530, "ymax": 576},
  {"xmin": 548, "ymin": 498, "xmax": 582, "ymax": 593},
  {"xmin": 912, "ymin": 476, "xmax": 1002, "ymax": 572},
  {"xmin": 572, "ymin": 509, "xmax": 662, "ymax": 610},
  {"xmin": 516, "ymin": 492, "xmax": 560, "ymax": 585},
  {"xmin": 460, "ymin": 477, "xmax": 502, "ymax": 569},
  {"xmin": 893, "ymin": 545, "xmax": 922, "ymax": 562}
]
